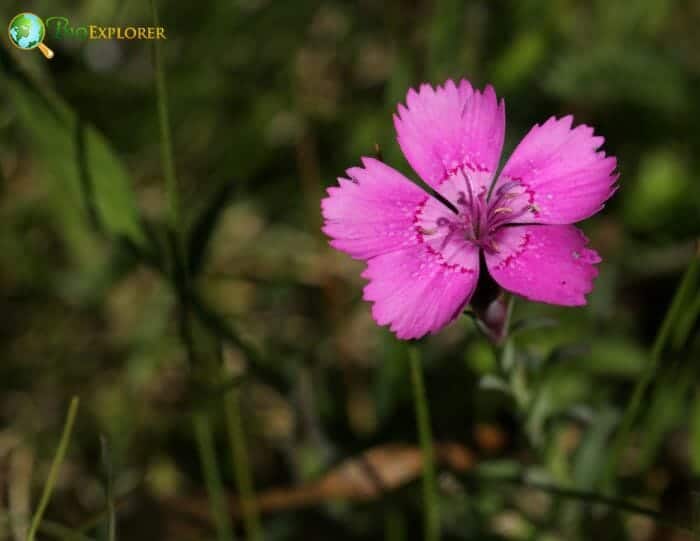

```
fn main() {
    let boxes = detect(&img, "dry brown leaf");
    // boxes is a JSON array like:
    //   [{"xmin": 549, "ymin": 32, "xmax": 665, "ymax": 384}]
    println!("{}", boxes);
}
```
[{"xmin": 167, "ymin": 442, "xmax": 476, "ymax": 522}]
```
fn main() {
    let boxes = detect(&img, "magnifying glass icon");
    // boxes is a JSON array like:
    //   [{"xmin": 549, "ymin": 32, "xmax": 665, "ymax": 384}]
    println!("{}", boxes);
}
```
[{"xmin": 8, "ymin": 13, "xmax": 55, "ymax": 59}]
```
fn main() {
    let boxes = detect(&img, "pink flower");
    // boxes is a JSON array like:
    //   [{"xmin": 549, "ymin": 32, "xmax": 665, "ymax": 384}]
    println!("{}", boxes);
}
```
[{"xmin": 321, "ymin": 79, "xmax": 618, "ymax": 340}]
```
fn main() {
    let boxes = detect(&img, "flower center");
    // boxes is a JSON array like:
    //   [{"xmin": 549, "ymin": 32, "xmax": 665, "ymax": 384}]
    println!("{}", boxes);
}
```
[{"xmin": 416, "ymin": 167, "xmax": 538, "ymax": 255}]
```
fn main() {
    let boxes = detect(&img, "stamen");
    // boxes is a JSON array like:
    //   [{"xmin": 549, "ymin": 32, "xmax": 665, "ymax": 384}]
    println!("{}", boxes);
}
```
[
  {"xmin": 487, "ymin": 188, "xmax": 509, "ymax": 211},
  {"xmin": 473, "ymin": 196, "xmax": 482, "ymax": 238},
  {"xmin": 460, "ymin": 169, "xmax": 475, "ymax": 209},
  {"xmin": 492, "ymin": 207, "xmax": 513, "ymax": 215}
]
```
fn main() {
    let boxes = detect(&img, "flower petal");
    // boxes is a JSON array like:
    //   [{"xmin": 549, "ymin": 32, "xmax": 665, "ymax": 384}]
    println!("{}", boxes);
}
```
[
  {"xmin": 394, "ymin": 79, "xmax": 505, "ymax": 190},
  {"xmin": 321, "ymin": 157, "xmax": 427, "ymax": 260},
  {"xmin": 362, "ymin": 242, "xmax": 480, "ymax": 339},
  {"xmin": 485, "ymin": 225, "xmax": 601, "ymax": 306},
  {"xmin": 321, "ymin": 157, "xmax": 481, "ymax": 339},
  {"xmin": 493, "ymin": 116, "xmax": 618, "ymax": 225}
]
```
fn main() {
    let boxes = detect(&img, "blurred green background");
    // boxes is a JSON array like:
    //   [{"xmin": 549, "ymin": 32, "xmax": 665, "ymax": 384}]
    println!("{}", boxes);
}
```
[{"xmin": 1, "ymin": 0, "xmax": 699, "ymax": 540}]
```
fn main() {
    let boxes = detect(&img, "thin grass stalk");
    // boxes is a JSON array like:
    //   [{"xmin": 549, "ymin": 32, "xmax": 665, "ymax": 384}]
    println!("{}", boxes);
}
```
[
  {"xmin": 607, "ymin": 251, "xmax": 700, "ymax": 481},
  {"xmin": 464, "ymin": 471, "xmax": 690, "ymax": 534},
  {"xmin": 149, "ymin": 0, "xmax": 179, "ymax": 231},
  {"xmin": 149, "ymin": 3, "xmax": 234, "ymax": 538},
  {"xmin": 100, "ymin": 436, "xmax": 116, "ymax": 541},
  {"xmin": 224, "ymin": 388, "xmax": 262, "ymax": 541},
  {"xmin": 27, "ymin": 397, "xmax": 80, "ymax": 541},
  {"xmin": 408, "ymin": 347, "xmax": 439, "ymax": 541},
  {"xmin": 193, "ymin": 412, "xmax": 235, "ymax": 541}
]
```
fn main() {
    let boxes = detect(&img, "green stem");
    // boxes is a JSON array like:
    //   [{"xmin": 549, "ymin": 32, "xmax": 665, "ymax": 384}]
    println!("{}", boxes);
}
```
[
  {"xmin": 148, "ymin": 2, "xmax": 234, "ymax": 538},
  {"xmin": 193, "ymin": 411, "xmax": 235, "ymax": 541},
  {"xmin": 0, "ymin": 158, "xmax": 6, "ymax": 195},
  {"xmin": 75, "ymin": 483, "xmax": 141, "ymax": 534},
  {"xmin": 27, "ymin": 397, "xmax": 80, "ymax": 541},
  {"xmin": 650, "ymin": 253, "xmax": 699, "ymax": 361},
  {"xmin": 673, "ymin": 291, "xmax": 700, "ymax": 351},
  {"xmin": 179, "ymin": 306, "xmax": 234, "ymax": 541},
  {"xmin": 607, "ymin": 252, "xmax": 700, "ymax": 481},
  {"xmin": 224, "ymin": 387, "xmax": 263, "ymax": 541},
  {"xmin": 408, "ymin": 347, "xmax": 439, "ymax": 541},
  {"xmin": 149, "ymin": 0, "xmax": 179, "ymax": 230},
  {"xmin": 100, "ymin": 436, "xmax": 116, "ymax": 541},
  {"xmin": 464, "ymin": 471, "xmax": 691, "ymax": 533}
]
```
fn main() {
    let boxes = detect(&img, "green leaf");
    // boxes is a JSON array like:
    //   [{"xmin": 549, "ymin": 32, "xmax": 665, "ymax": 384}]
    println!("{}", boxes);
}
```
[
  {"xmin": 527, "ymin": 368, "xmax": 591, "ymax": 445},
  {"xmin": 0, "ymin": 49, "xmax": 145, "ymax": 246},
  {"xmin": 583, "ymin": 340, "xmax": 648, "ymax": 378},
  {"xmin": 573, "ymin": 406, "xmax": 618, "ymax": 490},
  {"xmin": 637, "ymin": 382, "xmax": 685, "ymax": 470},
  {"xmin": 479, "ymin": 374, "xmax": 512, "ymax": 395}
]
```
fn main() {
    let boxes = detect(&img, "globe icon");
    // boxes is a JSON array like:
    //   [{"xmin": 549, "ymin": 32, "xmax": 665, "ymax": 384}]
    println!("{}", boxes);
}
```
[
  {"xmin": 8, "ymin": 13, "xmax": 45, "ymax": 49},
  {"xmin": 8, "ymin": 13, "xmax": 53, "ymax": 58}
]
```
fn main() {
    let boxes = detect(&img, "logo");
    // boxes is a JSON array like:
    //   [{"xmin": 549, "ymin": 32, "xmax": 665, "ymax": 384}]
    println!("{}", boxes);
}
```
[
  {"xmin": 8, "ymin": 13, "xmax": 167, "ymax": 60},
  {"xmin": 8, "ymin": 13, "xmax": 54, "ymax": 59}
]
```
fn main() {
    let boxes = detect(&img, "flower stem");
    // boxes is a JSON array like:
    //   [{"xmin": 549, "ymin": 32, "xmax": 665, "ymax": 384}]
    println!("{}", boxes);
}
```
[
  {"xmin": 193, "ymin": 411, "xmax": 235, "ymax": 541},
  {"xmin": 149, "ymin": 0, "xmax": 179, "ymax": 231},
  {"xmin": 225, "ymin": 387, "xmax": 263, "ymax": 541},
  {"xmin": 27, "ymin": 397, "xmax": 80, "ymax": 541},
  {"xmin": 607, "ymin": 250, "xmax": 700, "ymax": 482},
  {"xmin": 408, "ymin": 347, "xmax": 439, "ymax": 541}
]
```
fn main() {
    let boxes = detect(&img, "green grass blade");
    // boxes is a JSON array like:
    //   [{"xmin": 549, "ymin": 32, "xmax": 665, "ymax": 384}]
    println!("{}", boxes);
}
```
[
  {"xmin": 150, "ymin": 0, "xmax": 180, "ymax": 232},
  {"xmin": 408, "ymin": 348, "xmax": 439, "ymax": 541},
  {"xmin": 225, "ymin": 388, "xmax": 263, "ymax": 541},
  {"xmin": 100, "ymin": 436, "xmax": 117, "ymax": 541},
  {"xmin": 607, "ymin": 250, "xmax": 700, "ymax": 482},
  {"xmin": 193, "ymin": 412, "xmax": 235, "ymax": 541},
  {"xmin": 27, "ymin": 397, "xmax": 80, "ymax": 541}
]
